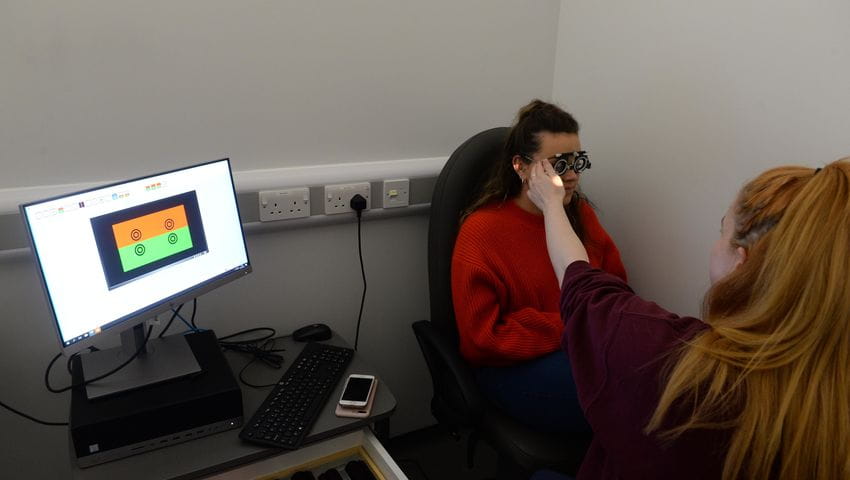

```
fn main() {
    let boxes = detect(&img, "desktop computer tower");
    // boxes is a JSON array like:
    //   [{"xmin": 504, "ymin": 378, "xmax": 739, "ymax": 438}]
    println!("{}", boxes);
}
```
[{"xmin": 69, "ymin": 330, "xmax": 243, "ymax": 467}]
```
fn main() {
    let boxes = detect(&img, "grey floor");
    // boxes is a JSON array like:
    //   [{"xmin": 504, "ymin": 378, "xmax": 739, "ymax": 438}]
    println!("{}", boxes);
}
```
[{"xmin": 385, "ymin": 425, "xmax": 500, "ymax": 480}]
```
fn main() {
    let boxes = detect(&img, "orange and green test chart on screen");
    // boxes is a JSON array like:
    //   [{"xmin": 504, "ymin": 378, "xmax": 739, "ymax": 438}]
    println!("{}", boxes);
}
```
[{"xmin": 111, "ymin": 205, "xmax": 193, "ymax": 272}]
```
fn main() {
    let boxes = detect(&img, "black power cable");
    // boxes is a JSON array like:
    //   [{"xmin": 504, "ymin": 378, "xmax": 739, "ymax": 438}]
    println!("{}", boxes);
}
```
[
  {"xmin": 0, "ymin": 398, "xmax": 68, "ymax": 426},
  {"xmin": 350, "ymin": 194, "xmax": 367, "ymax": 351},
  {"xmin": 235, "ymin": 338, "xmax": 286, "ymax": 387},
  {"xmin": 157, "ymin": 304, "xmax": 182, "ymax": 338},
  {"xmin": 190, "ymin": 297, "xmax": 198, "ymax": 329},
  {"xmin": 155, "ymin": 298, "xmax": 199, "ymax": 339},
  {"xmin": 218, "ymin": 327, "xmax": 287, "ymax": 388},
  {"xmin": 2, "ymin": 324, "xmax": 153, "ymax": 426}
]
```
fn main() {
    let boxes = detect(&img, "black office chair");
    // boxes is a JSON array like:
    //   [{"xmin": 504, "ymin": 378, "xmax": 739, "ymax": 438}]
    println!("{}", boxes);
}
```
[{"xmin": 412, "ymin": 128, "xmax": 590, "ymax": 477}]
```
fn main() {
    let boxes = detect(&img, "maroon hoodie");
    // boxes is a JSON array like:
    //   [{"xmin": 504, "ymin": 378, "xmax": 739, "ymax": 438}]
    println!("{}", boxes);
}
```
[{"xmin": 560, "ymin": 261, "xmax": 729, "ymax": 479}]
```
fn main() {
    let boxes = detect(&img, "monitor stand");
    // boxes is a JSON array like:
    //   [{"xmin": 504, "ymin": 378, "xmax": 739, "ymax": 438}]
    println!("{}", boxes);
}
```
[{"xmin": 79, "ymin": 323, "xmax": 201, "ymax": 400}]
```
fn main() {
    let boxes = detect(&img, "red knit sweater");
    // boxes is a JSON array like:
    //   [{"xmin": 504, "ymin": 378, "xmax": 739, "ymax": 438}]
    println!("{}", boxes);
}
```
[{"xmin": 451, "ymin": 199, "xmax": 627, "ymax": 367}]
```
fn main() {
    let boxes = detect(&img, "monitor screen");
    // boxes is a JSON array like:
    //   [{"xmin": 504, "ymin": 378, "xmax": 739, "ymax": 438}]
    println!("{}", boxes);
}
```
[{"xmin": 21, "ymin": 159, "xmax": 250, "ymax": 353}]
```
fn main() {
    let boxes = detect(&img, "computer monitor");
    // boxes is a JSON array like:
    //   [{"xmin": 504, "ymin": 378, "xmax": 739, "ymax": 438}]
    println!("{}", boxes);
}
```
[{"xmin": 20, "ymin": 158, "xmax": 251, "ymax": 398}]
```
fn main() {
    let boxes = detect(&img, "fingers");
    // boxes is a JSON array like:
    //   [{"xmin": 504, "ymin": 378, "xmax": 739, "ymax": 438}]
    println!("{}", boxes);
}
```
[
  {"xmin": 530, "ymin": 160, "xmax": 546, "ymax": 179},
  {"xmin": 526, "ymin": 160, "xmax": 565, "ymax": 213},
  {"xmin": 531, "ymin": 161, "xmax": 563, "ymax": 188},
  {"xmin": 530, "ymin": 160, "xmax": 558, "ymax": 180},
  {"xmin": 540, "ymin": 160, "xmax": 557, "ymax": 177}
]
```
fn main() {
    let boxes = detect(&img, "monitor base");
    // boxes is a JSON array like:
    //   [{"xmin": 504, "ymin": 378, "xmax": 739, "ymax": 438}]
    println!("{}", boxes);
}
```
[{"xmin": 80, "ymin": 326, "xmax": 201, "ymax": 400}]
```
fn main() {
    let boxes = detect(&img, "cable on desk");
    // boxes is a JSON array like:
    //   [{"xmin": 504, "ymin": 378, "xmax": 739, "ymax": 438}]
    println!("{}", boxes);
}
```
[
  {"xmin": 217, "ymin": 327, "xmax": 277, "ymax": 344},
  {"xmin": 235, "ymin": 337, "xmax": 288, "ymax": 388},
  {"xmin": 218, "ymin": 327, "xmax": 288, "ymax": 388},
  {"xmin": 170, "ymin": 305, "xmax": 288, "ymax": 388},
  {"xmin": 0, "ymin": 398, "xmax": 68, "ymax": 426}
]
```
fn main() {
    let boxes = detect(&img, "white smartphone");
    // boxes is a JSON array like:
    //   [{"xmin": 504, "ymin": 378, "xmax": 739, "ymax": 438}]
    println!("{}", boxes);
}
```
[
  {"xmin": 338, "ymin": 374, "xmax": 377, "ymax": 408},
  {"xmin": 334, "ymin": 379, "xmax": 377, "ymax": 418}
]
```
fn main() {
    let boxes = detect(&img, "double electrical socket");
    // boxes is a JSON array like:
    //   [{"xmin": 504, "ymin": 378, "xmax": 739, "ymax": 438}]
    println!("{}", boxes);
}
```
[
  {"xmin": 325, "ymin": 182, "xmax": 371, "ymax": 215},
  {"xmin": 259, "ymin": 180, "xmax": 400, "ymax": 220},
  {"xmin": 259, "ymin": 187, "xmax": 310, "ymax": 222}
]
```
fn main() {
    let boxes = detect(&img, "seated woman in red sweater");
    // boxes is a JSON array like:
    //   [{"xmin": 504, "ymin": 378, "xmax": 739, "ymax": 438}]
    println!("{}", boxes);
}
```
[
  {"xmin": 451, "ymin": 99, "xmax": 626, "ymax": 433},
  {"xmin": 528, "ymin": 158, "xmax": 850, "ymax": 478}
]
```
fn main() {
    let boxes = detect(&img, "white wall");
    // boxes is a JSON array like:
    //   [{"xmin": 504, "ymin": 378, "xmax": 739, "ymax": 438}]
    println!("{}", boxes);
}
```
[
  {"xmin": 0, "ymin": 1, "xmax": 562, "ymax": 477},
  {"xmin": 1, "ymin": 0, "xmax": 559, "ymax": 189},
  {"xmin": 554, "ymin": 0, "xmax": 850, "ymax": 316}
]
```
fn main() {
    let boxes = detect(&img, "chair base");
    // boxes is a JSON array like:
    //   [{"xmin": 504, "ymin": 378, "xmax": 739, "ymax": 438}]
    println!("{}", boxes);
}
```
[{"xmin": 480, "ymin": 405, "xmax": 590, "ymax": 475}]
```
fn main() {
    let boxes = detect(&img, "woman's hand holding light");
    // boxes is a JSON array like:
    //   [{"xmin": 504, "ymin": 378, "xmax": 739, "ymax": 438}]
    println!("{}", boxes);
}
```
[
  {"xmin": 526, "ymin": 160, "xmax": 588, "ymax": 284},
  {"xmin": 527, "ymin": 160, "xmax": 568, "ymax": 213}
]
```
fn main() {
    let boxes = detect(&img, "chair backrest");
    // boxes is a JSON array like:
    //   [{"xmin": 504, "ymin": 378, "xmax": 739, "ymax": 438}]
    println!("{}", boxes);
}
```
[{"xmin": 428, "ymin": 127, "xmax": 509, "ymax": 339}]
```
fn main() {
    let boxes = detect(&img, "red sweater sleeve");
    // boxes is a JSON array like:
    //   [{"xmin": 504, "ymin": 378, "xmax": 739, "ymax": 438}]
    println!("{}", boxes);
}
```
[
  {"xmin": 580, "ymin": 202, "xmax": 627, "ymax": 283},
  {"xmin": 452, "ymin": 258, "xmax": 563, "ymax": 366}
]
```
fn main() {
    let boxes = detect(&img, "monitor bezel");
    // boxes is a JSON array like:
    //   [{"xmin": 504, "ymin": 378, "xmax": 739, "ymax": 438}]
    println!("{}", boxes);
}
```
[{"xmin": 19, "ymin": 158, "xmax": 252, "ymax": 356}]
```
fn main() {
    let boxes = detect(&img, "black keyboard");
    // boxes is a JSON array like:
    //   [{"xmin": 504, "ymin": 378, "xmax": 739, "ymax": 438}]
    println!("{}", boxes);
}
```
[{"xmin": 239, "ymin": 342, "xmax": 354, "ymax": 449}]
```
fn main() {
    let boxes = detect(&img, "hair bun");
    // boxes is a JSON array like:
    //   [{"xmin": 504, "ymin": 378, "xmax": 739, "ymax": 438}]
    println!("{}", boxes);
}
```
[{"xmin": 516, "ymin": 99, "xmax": 550, "ymax": 122}]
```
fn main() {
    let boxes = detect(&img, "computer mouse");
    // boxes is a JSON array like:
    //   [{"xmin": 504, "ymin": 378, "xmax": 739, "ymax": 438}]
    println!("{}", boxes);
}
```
[{"xmin": 292, "ymin": 323, "xmax": 332, "ymax": 342}]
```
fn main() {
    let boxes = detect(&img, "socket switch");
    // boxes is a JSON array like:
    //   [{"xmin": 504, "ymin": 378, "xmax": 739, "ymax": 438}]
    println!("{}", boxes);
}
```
[
  {"xmin": 325, "ymin": 182, "xmax": 371, "ymax": 214},
  {"xmin": 259, "ymin": 187, "xmax": 311, "ymax": 221},
  {"xmin": 382, "ymin": 179, "xmax": 410, "ymax": 208}
]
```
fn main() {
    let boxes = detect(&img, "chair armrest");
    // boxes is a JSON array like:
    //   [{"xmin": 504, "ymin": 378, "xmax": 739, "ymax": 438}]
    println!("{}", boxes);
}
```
[{"xmin": 412, "ymin": 320, "xmax": 484, "ymax": 422}]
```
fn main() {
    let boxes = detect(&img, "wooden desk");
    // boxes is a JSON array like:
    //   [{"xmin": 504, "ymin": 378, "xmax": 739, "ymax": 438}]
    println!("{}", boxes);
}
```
[{"xmin": 71, "ymin": 332, "xmax": 397, "ymax": 480}]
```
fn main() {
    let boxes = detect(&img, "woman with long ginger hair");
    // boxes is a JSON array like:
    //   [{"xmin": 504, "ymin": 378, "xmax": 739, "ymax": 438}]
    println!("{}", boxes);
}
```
[{"xmin": 527, "ymin": 158, "xmax": 850, "ymax": 479}]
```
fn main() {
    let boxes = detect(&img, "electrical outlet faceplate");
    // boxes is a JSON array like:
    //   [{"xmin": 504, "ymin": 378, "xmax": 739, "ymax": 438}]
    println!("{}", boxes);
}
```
[
  {"xmin": 324, "ymin": 183, "xmax": 371, "ymax": 214},
  {"xmin": 259, "ymin": 187, "xmax": 310, "ymax": 221}
]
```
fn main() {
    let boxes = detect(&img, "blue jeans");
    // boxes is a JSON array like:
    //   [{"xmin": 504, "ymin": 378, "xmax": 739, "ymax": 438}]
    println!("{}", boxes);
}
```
[
  {"xmin": 530, "ymin": 470, "xmax": 574, "ymax": 480},
  {"xmin": 475, "ymin": 351, "xmax": 590, "ymax": 434}
]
